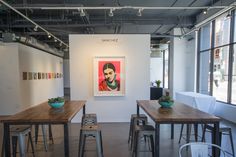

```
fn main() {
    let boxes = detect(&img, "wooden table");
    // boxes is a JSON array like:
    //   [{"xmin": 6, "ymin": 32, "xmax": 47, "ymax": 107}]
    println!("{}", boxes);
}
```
[
  {"xmin": 2, "ymin": 100, "xmax": 86, "ymax": 157},
  {"xmin": 137, "ymin": 100, "xmax": 220, "ymax": 157}
]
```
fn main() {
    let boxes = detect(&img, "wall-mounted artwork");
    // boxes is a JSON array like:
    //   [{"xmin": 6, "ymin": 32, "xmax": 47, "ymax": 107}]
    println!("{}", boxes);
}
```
[
  {"xmin": 28, "ymin": 72, "xmax": 33, "ymax": 80},
  {"xmin": 33, "ymin": 73, "xmax": 37, "ymax": 80},
  {"xmin": 48, "ymin": 73, "xmax": 51, "ymax": 79},
  {"xmin": 38, "ymin": 72, "xmax": 41, "ymax": 79},
  {"xmin": 23, "ymin": 72, "xmax": 27, "ymax": 80},
  {"xmin": 94, "ymin": 56, "xmax": 125, "ymax": 96},
  {"xmin": 42, "ymin": 73, "xmax": 45, "ymax": 79}
]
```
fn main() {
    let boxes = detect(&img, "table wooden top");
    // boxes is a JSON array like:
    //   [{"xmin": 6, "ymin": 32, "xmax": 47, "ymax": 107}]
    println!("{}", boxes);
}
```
[
  {"xmin": 1, "ymin": 100, "xmax": 86, "ymax": 124},
  {"xmin": 137, "ymin": 100, "xmax": 220, "ymax": 123}
]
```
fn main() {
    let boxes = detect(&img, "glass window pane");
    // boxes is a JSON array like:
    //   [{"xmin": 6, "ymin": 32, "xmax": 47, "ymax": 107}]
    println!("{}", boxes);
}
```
[
  {"xmin": 232, "ymin": 45, "xmax": 236, "ymax": 104},
  {"xmin": 199, "ymin": 51, "xmax": 211, "ymax": 95},
  {"xmin": 212, "ymin": 46, "xmax": 229, "ymax": 102},
  {"xmin": 200, "ymin": 23, "xmax": 212, "ymax": 51},
  {"xmin": 215, "ymin": 14, "xmax": 230, "ymax": 47}
]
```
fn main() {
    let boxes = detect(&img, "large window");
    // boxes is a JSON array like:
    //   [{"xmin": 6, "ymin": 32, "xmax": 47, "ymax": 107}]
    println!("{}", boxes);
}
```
[{"xmin": 198, "ymin": 12, "xmax": 235, "ymax": 105}]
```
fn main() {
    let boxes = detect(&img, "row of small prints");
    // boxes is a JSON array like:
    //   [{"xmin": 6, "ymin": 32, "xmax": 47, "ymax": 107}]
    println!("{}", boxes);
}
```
[{"xmin": 23, "ymin": 72, "xmax": 63, "ymax": 80}]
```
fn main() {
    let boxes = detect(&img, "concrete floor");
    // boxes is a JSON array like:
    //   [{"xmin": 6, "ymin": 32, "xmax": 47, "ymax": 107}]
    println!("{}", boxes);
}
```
[{"xmin": 0, "ymin": 121, "xmax": 235, "ymax": 157}]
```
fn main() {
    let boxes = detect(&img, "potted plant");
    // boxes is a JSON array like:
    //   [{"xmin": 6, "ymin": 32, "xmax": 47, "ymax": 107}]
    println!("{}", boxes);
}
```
[
  {"xmin": 48, "ymin": 97, "xmax": 65, "ymax": 108},
  {"xmin": 158, "ymin": 95, "xmax": 174, "ymax": 108},
  {"xmin": 155, "ymin": 80, "xmax": 161, "ymax": 88}
]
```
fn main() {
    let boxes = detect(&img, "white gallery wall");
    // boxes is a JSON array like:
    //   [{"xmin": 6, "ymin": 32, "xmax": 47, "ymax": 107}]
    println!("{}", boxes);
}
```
[
  {"xmin": 169, "ymin": 28, "xmax": 196, "ymax": 98},
  {"xmin": 0, "ymin": 42, "xmax": 63, "ymax": 115},
  {"xmin": 70, "ymin": 34, "xmax": 150, "ymax": 122}
]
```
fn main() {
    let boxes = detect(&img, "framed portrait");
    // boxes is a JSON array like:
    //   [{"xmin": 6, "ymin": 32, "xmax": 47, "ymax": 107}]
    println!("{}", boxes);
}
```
[{"xmin": 94, "ymin": 56, "xmax": 125, "ymax": 96}]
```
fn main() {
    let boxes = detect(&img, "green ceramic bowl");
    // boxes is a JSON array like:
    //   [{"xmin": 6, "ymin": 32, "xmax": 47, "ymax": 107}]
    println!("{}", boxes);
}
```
[
  {"xmin": 48, "ymin": 102, "xmax": 65, "ymax": 108},
  {"xmin": 159, "ymin": 101, "xmax": 173, "ymax": 108}
]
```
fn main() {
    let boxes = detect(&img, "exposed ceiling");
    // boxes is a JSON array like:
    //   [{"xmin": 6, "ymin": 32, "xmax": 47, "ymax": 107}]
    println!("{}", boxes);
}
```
[{"xmin": 0, "ymin": 0, "xmax": 234, "ymax": 52}]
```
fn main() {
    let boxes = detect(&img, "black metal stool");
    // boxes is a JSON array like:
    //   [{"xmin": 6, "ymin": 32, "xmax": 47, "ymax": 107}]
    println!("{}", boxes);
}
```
[
  {"xmin": 132, "ymin": 125, "xmax": 155, "ymax": 157},
  {"xmin": 78, "ymin": 124, "xmax": 104, "ymax": 157},
  {"xmin": 128, "ymin": 114, "xmax": 148, "ymax": 146},
  {"xmin": 202, "ymin": 124, "xmax": 235, "ymax": 157}
]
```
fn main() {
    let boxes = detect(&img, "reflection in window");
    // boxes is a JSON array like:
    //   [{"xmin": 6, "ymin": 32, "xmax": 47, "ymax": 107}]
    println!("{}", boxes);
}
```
[
  {"xmin": 212, "ymin": 46, "xmax": 229, "ymax": 102},
  {"xmin": 215, "ymin": 14, "xmax": 230, "ymax": 47},
  {"xmin": 199, "ymin": 51, "xmax": 211, "ymax": 95},
  {"xmin": 200, "ymin": 23, "xmax": 212, "ymax": 51},
  {"xmin": 232, "ymin": 45, "xmax": 236, "ymax": 104}
]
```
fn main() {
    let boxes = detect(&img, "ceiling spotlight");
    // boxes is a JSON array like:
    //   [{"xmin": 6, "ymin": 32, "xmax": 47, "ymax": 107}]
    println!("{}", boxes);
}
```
[
  {"xmin": 47, "ymin": 33, "xmax": 51, "ymax": 38},
  {"xmin": 54, "ymin": 38, "xmax": 57, "ymax": 42},
  {"xmin": 79, "ymin": 9, "xmax": 86, "ymax": 17},
  {"xmin": 203, "ymin": 9, "xmax": 208, "ymax": 15},
  {"xmin": 108, "ymin": 8, "xmax": 114, "ymax": 17},
  {"xmin": 59, "ymin": 42, "xmax": 62, "ymax": 46},
  {"xmin": 137, "ymin": 8, "xmax": 143, "ymax": 17},
  {"xmin": 33, "ymin": 25, "xmax": 38, "ymax": 31}
]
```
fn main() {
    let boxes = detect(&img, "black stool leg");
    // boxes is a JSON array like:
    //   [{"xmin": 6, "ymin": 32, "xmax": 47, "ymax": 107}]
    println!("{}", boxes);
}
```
[
  {"xmin": 12, "ymin": 136, "xmax": 17, "ymax": 157},
  {"xmin": 178, "ymin": 124, "xmax": 184, "ymax": 143},
  {"xmin": 28, "ymin": 132, "xmax": 35, "ymax": 157},
  {"xmin": 35, "ymin": 125, "xmax": 39, "ymax": 144},
  {"xmin": 150, "ymin": 135, "xmax": 155, "ymax": 157},
  {"xmin": 48, "ymin": 124, "xmax": 54, "ymax": 144},
  {"xmin": 229, "ymin": 129, "xmax": 235, "ymax": 157}
]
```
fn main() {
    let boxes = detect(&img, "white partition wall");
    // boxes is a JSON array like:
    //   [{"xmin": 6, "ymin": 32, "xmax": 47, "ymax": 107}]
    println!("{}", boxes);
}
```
[
  {"xmin": 0, "ymin": 43, "xmax": 64, "ymax": 115},
  {"xmin": 70, "ymin": 34, "xmax": 150, "ymax": 122}
]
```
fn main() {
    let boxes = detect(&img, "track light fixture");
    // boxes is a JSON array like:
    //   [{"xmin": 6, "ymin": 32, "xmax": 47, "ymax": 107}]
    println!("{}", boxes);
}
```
[
  {"xmin": 203, "ymin": 9, "xmax": 208, "ymax": 15},
  {"xmin": 137, "ymin": 8, "xmax": 143, "ymax": 17},
  {"xmin": 108, "ymin": 8, "xmax": 114, "ymax": 17},
  {"xmin": 33, "ymin": 25, "xmax": 38, "ymax": 31},
  {"xmin": 79, "ymin": 9, "xmax": 86, "ymax": 16},
  {"xmin": 48, "ymin": 33, "xmax": 51, "ymax": 38}
]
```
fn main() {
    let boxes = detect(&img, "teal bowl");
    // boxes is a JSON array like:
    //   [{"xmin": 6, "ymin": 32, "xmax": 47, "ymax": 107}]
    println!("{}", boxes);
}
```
[
  {"xmin": 48, "ymin": 102, "xmax": 65, "ymax": 108},
  {"xmin": 159, "ymin": 101, "xmax": 173, "ymax": 108}
]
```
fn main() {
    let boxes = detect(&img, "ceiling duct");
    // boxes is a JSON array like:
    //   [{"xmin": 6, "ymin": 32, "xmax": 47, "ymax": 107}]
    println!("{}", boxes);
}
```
[{"xmin": 2, "ymin": 33, "xmax": 63, "ymax": 57}]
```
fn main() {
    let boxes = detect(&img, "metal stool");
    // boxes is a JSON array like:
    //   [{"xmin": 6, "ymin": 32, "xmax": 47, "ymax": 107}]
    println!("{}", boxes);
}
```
[
  {"xmin": 81, "ymin": 114, "xmax": 97, "ymax": 126},
  {"xmin": 202, "ymin": 124, "xmax": 235, "ymax": 157},
  {"xmin": 132, "ymin": 125, "xmax": 155, "ymax": 157},
  {"xmin": 78, "ymin": 125, "xmax": 104, "ymax": 157},
  {"xmin": 35, "ymin": 124, "xmax": 54, "ymax": 151},
  {"xmin": 178, "ymin": 124, "xmax": 200, "ymax": 144},
  {"xmin": 2, "ymin": 125, "xmax": 35, "ymax": 157},
  {"xmin": 129, "ymin": 114, "xmax": 148, "ymax": 149}
]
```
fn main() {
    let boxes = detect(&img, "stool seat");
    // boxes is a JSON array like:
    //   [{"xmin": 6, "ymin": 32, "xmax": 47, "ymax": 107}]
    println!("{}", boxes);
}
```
[{"xmin": 82, "ymin": 113, "xmax": 97, "ymax": 126}]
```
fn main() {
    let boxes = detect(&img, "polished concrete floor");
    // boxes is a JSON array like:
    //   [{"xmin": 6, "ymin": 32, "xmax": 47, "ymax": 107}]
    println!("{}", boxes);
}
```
[{"xmin": 0, "ymin": 121, "xmax": 236, "ymax": 157}]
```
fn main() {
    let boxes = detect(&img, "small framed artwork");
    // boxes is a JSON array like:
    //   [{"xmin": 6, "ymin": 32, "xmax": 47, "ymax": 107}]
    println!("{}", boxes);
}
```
[
  {"xmin": 45, "ymin": 73, "xmax": 48, "ymax": 79},
  {"xmin": 23, "ymin": 72, "xmax": 27, "ymax": 80},
  {"xmin": 33, "ymin": 73, "xmax": 37, "ymax": 80},
  {"xmin": 48, "ymin": 73, "xmax": 51, "ymax": 79},
  {"xmin": 94, "ymin": 56, "xmax": 125, "ymax": 96},
  {"xmin": 42, "ymin": 73, "xmax": 45, "ymax": 79},
  {"xmin": 28, "ymin": 72, "xmax": 33, "ymax": 80},
  {"xmin": 57, "ymin": 73, "xmax": 59, "ymax": 78},
  {"xmin": 38, "ymin": 72, "xmax": 41, "ymax": 79}
]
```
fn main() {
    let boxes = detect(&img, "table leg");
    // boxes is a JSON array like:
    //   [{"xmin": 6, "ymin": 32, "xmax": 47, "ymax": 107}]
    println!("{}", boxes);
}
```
[
  {"xmin": 83, "ymin": 106, "xmax": 86, "ymax": 115},
  {"xmin": 212, "ymin": 122, "xmax": 220, "ymax": 157},
  {"xmin": 155, "ymin": 123, "xmax": 160, "ymax": 157},
  {"xmin": 4, "ymin": 123, "xmax": 10, "ymax": 157},
  {"xmin": 136, "ymin": 104, "xmax": 139, "ymax": 116},
  {"xmin": 194, "ymin": 124, "xmax": 198, "ymax": 142},
  {"xmin": 64, "ymin": 123, "xmax": 69, "ymax": 157},
  {"xmin": 171, "ymin": 124, "xmax": 174, "ymax": 139}
]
